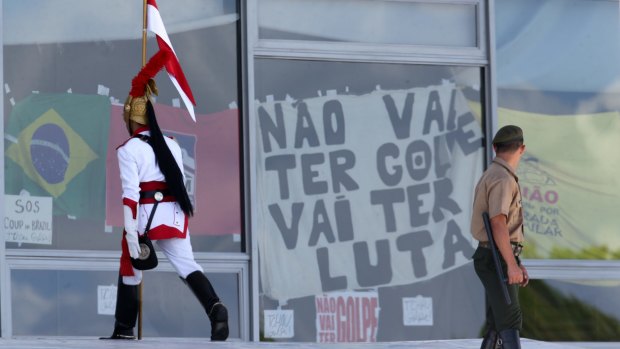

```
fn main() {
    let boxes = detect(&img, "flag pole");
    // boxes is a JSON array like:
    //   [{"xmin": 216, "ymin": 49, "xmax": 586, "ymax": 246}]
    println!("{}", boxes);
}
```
[
  {"xmin": 142, "ymin": 0, "xmax": 147, "ymax": 67},
  {"xmin": 138, "ymin": 0, "xmax": 147, "ymax": 341}
]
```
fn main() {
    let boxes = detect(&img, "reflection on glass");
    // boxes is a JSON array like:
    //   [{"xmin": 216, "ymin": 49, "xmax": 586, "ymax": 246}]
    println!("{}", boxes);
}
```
[
  {"xmin": 3, "ymin": 1, "xmax": 242, "ymax": 252},
  {"xmin": 521, "ymin": 279, "xmax": 620, "ymax": 341},
  {"xmin": 255, "ymin": 59, "xmax": 484, "ymax": 342},
  {"xmin": 11, "ymin": 269, "xmax": 240, "ymax": 338},
  {"xmin": 495, "ymin": 0, "xmax": 620, "ymax": 260},
  {"xmin": 259, "ymin": 0, "xmax": 477, "ymax": 47}
]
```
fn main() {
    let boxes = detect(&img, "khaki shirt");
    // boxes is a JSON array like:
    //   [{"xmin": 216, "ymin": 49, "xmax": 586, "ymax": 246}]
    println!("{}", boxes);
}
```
[{"xmin": 471, "ymin": 157, "xmax": 524, "ymax": 243}]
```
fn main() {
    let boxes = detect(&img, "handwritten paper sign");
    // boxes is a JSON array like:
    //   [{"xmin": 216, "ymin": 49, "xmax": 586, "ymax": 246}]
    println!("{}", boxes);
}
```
[
  {"xmin": 98, "ymin": 285, "xmax": 117, "ymax": 315},
  {"xmin": 264, "ymin": 309, "xmax": 294, "ymax": 338},
  {"xmin": 403, "ymin": 296, "xmax": 433, "ymax": 326},
  {"xmin": 5, "ymin": 194, "xmax": 53, "ymax": 245}
]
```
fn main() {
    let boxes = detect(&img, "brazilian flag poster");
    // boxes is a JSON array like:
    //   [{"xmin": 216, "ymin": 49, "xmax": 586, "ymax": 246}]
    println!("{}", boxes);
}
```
[{"xmin": 5, "ymin": 93, "xmax": 110, "ymax": 221}]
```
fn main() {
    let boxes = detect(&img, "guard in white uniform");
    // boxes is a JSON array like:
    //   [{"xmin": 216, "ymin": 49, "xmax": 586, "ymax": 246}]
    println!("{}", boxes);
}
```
[{"xmin": 103, "ymin": 50, "xmax": 229, "ymax": 341}]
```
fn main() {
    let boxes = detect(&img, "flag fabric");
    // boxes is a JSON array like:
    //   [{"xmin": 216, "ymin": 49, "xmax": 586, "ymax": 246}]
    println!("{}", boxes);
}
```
[
  {"xmin": 5, "ymin": 93, "xmax": 110, "ymax": 220},
  {"xmin": 468, "ymin": 102, "xmax": 620, "ymax": 259},
  {"xmin": 498, "ymin": 108, "xmax": 620, "ymax": 259},
  {"xmin": 105, "ymin": 103, "xmax": 240, "ymax": 236},
  {"xmin": 146, "ymin": 0, "xmax": 197, "ymax": 121}
]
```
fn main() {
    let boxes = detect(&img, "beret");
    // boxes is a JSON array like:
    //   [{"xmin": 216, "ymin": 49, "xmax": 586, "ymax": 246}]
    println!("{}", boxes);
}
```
[{"xmin": 492, "ymin": 125, "xmax": 523, "ymax": 144}]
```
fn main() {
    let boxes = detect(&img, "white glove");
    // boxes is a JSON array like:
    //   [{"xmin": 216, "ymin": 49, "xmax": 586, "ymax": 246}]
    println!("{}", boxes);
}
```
[{"xmin": 123, "ymin": 205, "xmax": 141, "ymax": 259}]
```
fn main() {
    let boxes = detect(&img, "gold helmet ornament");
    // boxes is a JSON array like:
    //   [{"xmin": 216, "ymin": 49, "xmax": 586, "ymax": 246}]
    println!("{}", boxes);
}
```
[{"xmin": 123, "ymin": 50, "xmax": 170, "ymax": 126}]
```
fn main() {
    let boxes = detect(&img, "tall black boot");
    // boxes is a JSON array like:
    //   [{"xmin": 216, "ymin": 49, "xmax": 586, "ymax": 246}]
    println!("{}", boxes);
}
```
[
  {"xmin": 498, "ymin": 329, "xmax": 521, "ymax": 349},
  {"xmin": 480, "ymin": 330, "xmax": 499, "ymax": 349},
  {"xmin": 185, "ymin": 271, "xmax": 229, "ymax": 341},
  {"xmin": 100, "ymin": 275, "xmax": 139, "ymax": 340}
]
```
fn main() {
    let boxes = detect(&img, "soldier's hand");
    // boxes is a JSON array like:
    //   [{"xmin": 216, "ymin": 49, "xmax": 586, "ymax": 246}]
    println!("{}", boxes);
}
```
[
  {"xmin": 122, "ymin": 205, "xmax": 141, "ymax": 259},
  {"xmin": 507, "ymin": 264, "xmax": 524, "ymax": 285},
  {"xmin": 519, "ymin": 265, "xmax": 529, "ymax": 287},
  {"xmin": 125, "ymin": 230, "xmax": 142, "ymax": 259}
]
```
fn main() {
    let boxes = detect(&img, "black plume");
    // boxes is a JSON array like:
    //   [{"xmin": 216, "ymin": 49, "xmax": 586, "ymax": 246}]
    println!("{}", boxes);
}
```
[{"xmin": 145, "ymin": 101, "xmax": 194, "ymax": 216}]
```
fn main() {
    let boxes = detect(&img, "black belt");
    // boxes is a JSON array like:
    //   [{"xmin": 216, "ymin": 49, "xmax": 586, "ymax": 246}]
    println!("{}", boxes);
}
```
[
  {"xmin": 140, "ymin": 189, "xmax": 171, "ymax": 200},
  {"xmin": 479, "ymin": 241, "xmax": 523, "ymax": 257}
]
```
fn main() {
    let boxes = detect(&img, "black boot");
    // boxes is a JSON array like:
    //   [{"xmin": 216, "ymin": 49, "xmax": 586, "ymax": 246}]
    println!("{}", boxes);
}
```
[
  {"xmin": 209, "ymin": 302, "xmax": 229, "ymax": 341},
  {"xmin": 498, "ymin": 329, "xmax": 521, "ymax": 349},
  {"xmin": 100, "ymin": 275, "xmax": 138, "ymax": 340},
  {"xmin": 185, "ymin": 271, "xmax": 229, "ymax": 341},
  {"xmin": 480, "ymin": 330, "xmax": 499, "ymax": 349},
  {"xmin": 103, "ymin": 324, "xmax": 136, "ymax": 340}
]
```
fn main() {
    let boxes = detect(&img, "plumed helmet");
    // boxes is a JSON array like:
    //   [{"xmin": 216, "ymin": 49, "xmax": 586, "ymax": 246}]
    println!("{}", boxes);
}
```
[{"xmin": 123, "ymin": 50, "xmax": 170, "ymax": 125}]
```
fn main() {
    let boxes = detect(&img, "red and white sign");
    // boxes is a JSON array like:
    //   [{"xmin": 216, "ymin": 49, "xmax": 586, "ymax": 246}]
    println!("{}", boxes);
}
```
[{"xmin": 315, "ymin": 291, "xmax": 379, "ymax": 343}]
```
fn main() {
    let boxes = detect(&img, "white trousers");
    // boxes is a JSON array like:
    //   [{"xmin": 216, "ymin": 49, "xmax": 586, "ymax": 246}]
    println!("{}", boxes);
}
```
[{"xmin": 122, "ymin": 230, "xmax": 203, "ymax": 285}]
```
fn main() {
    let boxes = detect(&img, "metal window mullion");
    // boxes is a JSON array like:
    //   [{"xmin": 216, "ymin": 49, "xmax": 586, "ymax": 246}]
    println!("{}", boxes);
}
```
[
  {"xmin": 256, "ymin": 39, "xmax": 485, "ymax": 55},
  {"xmin": 236, "ymin": 0, "xmax": 256, "ymax": 342},
  {"xmin": 7, "ymin": 258, "xmax": 121, "ymax": 271},
  {"xmin": 0, "ymin": 0, "xmax": 10, "ymax": 338},
  {"xmin": 6, "ymin": 253, "xmax": 247, "ymax": 271},
  {"xmin": 255, "ymin": 40, "xmax": 486, "ymax": 65},
  {"xmin": 246, "ymin": 0, "xmax": 261, "ymax": 342},
  {"xmin": 386, "ymin": 0, "xmax": 480, "ymax": 5},
  {"xmin": 255, "ymin": 50, "xmax": 487, "ymax": 67},
  {"xmin": 237, "ymin": 262, "xmax": 250, "ymax": 341},
  {"xmin": 484, "ymin": 0, "xmax": 497, "ymax": 165},
  {"xmin": 524, "ymin": 259, "xmax": 620, "ymax": 280},
  {"xmin": 477, "ymin": 1, "xmax": 486, "ymax": 51},
  {"xmin": 6, "ymin": 249, "xmax": 249, "ymax": 261}
]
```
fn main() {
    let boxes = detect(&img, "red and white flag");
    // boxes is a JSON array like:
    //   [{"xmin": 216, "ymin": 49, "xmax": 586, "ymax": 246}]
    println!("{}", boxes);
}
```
[{"xmin": 147, "ymin": 0, "xmax": 197, "ymax": 121}]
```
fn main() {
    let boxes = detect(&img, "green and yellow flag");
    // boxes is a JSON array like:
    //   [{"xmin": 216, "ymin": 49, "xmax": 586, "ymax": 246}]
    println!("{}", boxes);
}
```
[{"xmin": 5, "ymin": 93, "xmax": 110, "ymax": 220}]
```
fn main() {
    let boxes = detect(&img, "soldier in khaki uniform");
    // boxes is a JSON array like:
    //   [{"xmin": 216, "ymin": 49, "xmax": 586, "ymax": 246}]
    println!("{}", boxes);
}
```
[{"xmin": 471, "ymin": 125, "xmax": 529, "ymax": 349}]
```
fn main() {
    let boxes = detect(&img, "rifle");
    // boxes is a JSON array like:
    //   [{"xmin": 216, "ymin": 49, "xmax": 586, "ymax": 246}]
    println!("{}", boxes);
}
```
[{"xmin": 482, "ymin": 212, "xmax": 512, "ymax": 305}]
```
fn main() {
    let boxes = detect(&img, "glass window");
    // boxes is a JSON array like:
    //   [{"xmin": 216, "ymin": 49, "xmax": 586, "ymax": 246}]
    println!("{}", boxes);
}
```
[
  {"xmin": 11, "ymin": 269, "xmax": 240, "ymax": 338},
  {"xmin": 254, "ymin": 59, "xmax": 485, "ymax": 341},
  {"xmin": 522, "ymin": 279, "xmax": 620, "ymax": 341},
  {"xmin": 258, "ymin": 0, "xmax": 478, "ymax": 47},
  {"xmin": 3, "ymin": 0, "xmax": 243, "ymax": 252},
  {"xmin": 495, "ymin": 0, "xmax": 620, "ymax": 260}
]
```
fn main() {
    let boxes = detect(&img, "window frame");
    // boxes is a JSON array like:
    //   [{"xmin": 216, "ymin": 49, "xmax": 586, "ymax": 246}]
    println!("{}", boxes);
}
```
[
  {"xmin": 247, "ymin": 0, "xmax": 493, "ymax": 342},
  {"xmin": 0, "ymin": 0, "xmax": 250, "ymax": 339}
]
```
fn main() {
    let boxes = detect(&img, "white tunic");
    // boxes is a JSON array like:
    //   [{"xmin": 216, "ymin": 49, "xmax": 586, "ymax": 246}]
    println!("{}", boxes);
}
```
[
  {"xmin": 117, "ymin": 128, "xmax": 188, "ymax": 239},
  {"xmin": 117, "ymin": 126, "xmax": 200, "ymax": 282}
]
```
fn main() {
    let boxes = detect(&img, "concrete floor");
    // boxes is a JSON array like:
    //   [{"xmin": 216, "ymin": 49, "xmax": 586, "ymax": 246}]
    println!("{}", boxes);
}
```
[{"xmin": 0, "ymin": 337, "xmax": 587, "ymax": 349}]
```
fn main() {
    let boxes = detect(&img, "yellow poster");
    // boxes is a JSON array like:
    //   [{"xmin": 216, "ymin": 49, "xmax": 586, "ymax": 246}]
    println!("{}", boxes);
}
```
[{"xmin": 499, "ymin": 108, "xmax": 620, "ymax": 259}]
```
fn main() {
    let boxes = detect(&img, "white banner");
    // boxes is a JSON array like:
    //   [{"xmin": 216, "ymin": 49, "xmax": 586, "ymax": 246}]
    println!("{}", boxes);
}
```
[{"xmin": 257, "ymin": 83, "xmax": 483, "ymax": 301}]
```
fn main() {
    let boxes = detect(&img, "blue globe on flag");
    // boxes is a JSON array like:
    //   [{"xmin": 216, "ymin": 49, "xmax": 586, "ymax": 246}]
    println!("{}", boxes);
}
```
[
  {"xmin": 30, "ymin": 123, "xmax": 70, "ymax": 185},
  {"xmin": 6, "ymin": 107, "xmax": 97, "ymax": 198}
]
